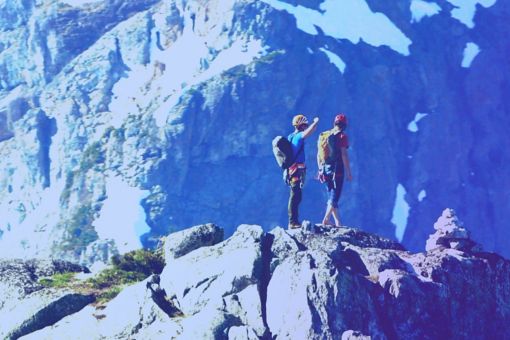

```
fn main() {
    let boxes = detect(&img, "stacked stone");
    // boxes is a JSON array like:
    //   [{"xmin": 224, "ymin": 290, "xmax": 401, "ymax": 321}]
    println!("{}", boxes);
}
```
[{"xmin": 426, "ymin": 208, "xmax": 481, "ymax": 252}]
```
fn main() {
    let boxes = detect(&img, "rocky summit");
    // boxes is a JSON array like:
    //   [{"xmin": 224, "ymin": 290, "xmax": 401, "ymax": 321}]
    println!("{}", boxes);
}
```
[
  {"xmin": 1, "ymin": 209, "xmax": 509, "ymax": 339},
  {"xmin": 0, "ymin": 0, "xmax": 509, "ymax": 267}
]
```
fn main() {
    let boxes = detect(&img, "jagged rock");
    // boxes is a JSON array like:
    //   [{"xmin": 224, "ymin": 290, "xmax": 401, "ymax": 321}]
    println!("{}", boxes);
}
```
[
  {"xmin": 22, "ymin": 276, "xmax": 180, "ymax": 340},
  {"xmin": 0, "ymin": 259, "xmax": 89, "ymax": 306},
  {"xmin": 9, "ymin": 214, "xmax": 510, "ymax": 339},
  {"xmin": 164, "ymin": 223, "xmax": 223, "ymax": 261},
  {"xmin": 160, "ymin": 224, "xmax": 267, "ymax": 337},
  {"xmin": 1, "ymin": 289, "xmax": 94, "ymax": 340},
  {"xmin": 266, "ymin": 229, "xmax": 386, "ymax": 339},
  {"xmin": 426, "ymin": 208, "xmax": 481, "ymax": 252},
  {"xmin": 1, "ymin": 0, "xmax": 509, "ymax": 267},
  {"xmin": 0, "ymin": 259, "xmax": 91, "ymax": 339},
  {"xmin": 267, "ymin": 218, "xmax": 510, "ymax": 339},
  {"xmin": 345, "ymin": 246, "xmax": 409, "ymax": 277},
  {"xmin": 78, "ymin": 239, "xmax": 119, "ymax": 271},
  {"xmin": 26, "ymin": 225, "xmax": 265, "ymax": 339}
]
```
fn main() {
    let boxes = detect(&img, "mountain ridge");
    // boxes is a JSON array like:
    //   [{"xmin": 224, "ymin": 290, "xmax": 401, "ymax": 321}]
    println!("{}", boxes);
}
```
[
  {"xmin": 1, "ymin": 208, "xmax": 509, "ymax": 339},
  {"xmin": 1, "ymin": 0, "xmax": 509, "ymax": 266}
]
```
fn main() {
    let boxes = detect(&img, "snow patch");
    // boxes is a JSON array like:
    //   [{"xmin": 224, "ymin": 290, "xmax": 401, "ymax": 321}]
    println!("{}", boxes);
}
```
[
  {"xmin": 0, "ymin": 180, "xmax": 65, "ymax": 258},
  {"xmin": 319, "ymin": 48, "xmax": 346, "ymax": 73},
  {"xmin": 93, "ymin": 176, "xmax": 150, "ymax": 254},
  {"xmin": 461, "ymin": 42, "xmax": 480, "ymax": 68},
  {"xmin": 59, "ymin": 0, "xmax": 103, "ymax": 6},
  {"xmin": 410, "ymin": 0, "xmax": 442, "ymax": 23},
  {"xmin": 407, "ymin": 112, "xmax": 428, "ymax": 132},
  {"xmin": 418, "ymin": 190, "xmax": 427, "ymax": 201},
  {"xmin": 445, "ymin": 0, "xmax": 497, "ymax": 28},
  {"xmin": 261, "ymin": 0, "xmax": 412, "ymax": 55},
  {"xmin": 392, "ymin": 184, "xmax": 410, "ymax": 242},
  {"xmin": 109, "ymin": 7, "xmax": 266, "ymax": 128}
]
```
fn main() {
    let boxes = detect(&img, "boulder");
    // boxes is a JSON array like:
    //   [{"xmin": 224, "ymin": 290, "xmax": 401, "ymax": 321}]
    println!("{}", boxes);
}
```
[
  {"xmin": 164, "ymin": 223, "xmax": 224, "ymax": 262},
  {"xmin": 0, "ymin": 259, "xmax": 91, "ymax": 339},
  {"xmin": 266, "ymin": 229, "xmax": 385, "ymax": 339},
  {"xmin": 0, "ymin": 259, "xmax": 89, "ymax": 302},
  {"xmin": 9, "ymin": 214, "xmax": 510, "ymax": 339},
  {"xmin": 1, "ymin": 289, "xmax": 94, "ymax": 340},
  {"xmin": 22, "ymin": 276, "xmax": 180, "ymax": 340},
  {"xmin": 160, "ymin": 224, "xmax": 267, "ymax": 337}
]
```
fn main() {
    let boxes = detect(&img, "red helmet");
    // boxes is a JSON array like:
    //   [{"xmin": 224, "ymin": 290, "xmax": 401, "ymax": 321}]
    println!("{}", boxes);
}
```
[{"xmin": 334, "ymin": 114, "xmax": 347, "ymax": 127}]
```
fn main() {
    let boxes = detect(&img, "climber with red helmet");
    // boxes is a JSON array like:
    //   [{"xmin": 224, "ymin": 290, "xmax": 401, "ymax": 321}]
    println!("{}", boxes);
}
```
[
  {"xmin": 318, "ymin": 114, "xmax": 352, "ymax": 227},
  {"xmin": 287, "ymin": 114, "xmax": 319, "ymax": 229}
]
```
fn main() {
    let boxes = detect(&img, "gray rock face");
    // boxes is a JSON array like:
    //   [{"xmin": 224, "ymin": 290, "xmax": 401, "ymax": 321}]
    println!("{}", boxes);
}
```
[
  {"xmin": 164, "ymin": 222, "xmax": 224, "ymax": 261},
  {"xmin": 17, "ymin": 213, "xmax": 510, "ymax": 339},
  {"xmin": 159, "ymin": 224, "xmax": 267, "ymax": 338},
  {"xmin": 21, "ymin": 277, "xmax": 177, "ymax": 340},
  {"xmin": 0, "ymin": 259, "xmax": 92, "ymax": 339},
  {"xmin": 0, "ymin": 0, "xmax": 509, "ymax": 266},
  {"xmin": 2, "ymin": 290, "xmax": 94, "ymax": 340},
  {"xmin": 0, "ymin": 259, "xmax": 88, "ymax": 304}
]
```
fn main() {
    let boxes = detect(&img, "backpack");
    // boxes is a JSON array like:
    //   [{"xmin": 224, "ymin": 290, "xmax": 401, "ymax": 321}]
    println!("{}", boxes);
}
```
[
  {"xmin": 272, "ymin": 136, "xmax": 295, "ymax": 169},
  {"xmin": 317, "ymin": 129, "xmax": 335, "ymax": 167}
]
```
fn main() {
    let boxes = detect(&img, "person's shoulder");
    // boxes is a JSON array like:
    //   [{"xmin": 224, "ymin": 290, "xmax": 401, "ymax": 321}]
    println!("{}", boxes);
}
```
[{"xmin": 290, "ymin": 131, "xmax": 304, "ymax": 140}]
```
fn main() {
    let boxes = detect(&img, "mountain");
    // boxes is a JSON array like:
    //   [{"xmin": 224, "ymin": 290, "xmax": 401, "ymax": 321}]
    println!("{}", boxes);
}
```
[
  {"xmin": 1, "ymin": 209, "xmax": 509, "ymax": 339},
  {"xmin": 0, "ymin": 0, "xmax": 509, "ymax": 265}
]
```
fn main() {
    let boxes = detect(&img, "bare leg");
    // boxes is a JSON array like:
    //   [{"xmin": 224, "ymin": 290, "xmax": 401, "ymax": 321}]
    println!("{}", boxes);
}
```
[
  {"xmin": 331, "ymin": 207, "xmax": 341, "ymax": 227},
  {"xmin": 322, "ymin": 205, "xmax": 334, "ymax": 225}
]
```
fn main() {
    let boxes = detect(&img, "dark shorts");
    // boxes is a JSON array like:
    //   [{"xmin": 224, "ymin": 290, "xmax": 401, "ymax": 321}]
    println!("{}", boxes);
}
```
[{"xmin": 325, "ymin": 174, "xmax": 344, "ymax": 208}]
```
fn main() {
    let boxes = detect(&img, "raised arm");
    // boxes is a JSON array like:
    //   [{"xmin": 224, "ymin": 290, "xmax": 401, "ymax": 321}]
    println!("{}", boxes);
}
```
[{"xmin": 302, "ymin": 117, "xmax": 319, "ymax": 139}]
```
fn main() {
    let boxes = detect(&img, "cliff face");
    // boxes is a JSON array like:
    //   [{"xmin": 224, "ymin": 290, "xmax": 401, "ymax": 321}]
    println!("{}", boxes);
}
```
[
  {"xmin": 0, "ymin": 0, "xmax": 509, "ymax": 265},
  {"xmin": 1, "ymin": 210, "xmax": 509, "ymax": 339}
]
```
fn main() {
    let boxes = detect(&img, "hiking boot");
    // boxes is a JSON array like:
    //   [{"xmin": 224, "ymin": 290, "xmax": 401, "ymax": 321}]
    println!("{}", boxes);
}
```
[{"xmin": 288, "ymin": 223, "xmax": 301, "ymax": 229}]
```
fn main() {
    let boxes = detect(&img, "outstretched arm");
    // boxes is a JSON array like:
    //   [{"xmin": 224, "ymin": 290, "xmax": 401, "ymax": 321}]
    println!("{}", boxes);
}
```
[
  {"xmin": 302, "ymin": 117, "xmax": 319, "ymax": 139},
  {"xmin": 341, "ymin": 148, "xmax": 353, "ymax": 181}
]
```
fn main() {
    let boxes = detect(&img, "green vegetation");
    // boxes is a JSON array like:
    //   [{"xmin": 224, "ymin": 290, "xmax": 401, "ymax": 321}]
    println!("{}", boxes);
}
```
[
  {"xmin": 38, "ymin": 272, "xmax": 76, "ymax": 288},
  {"xmin": 60, "ymin": 140, "xmax": 106, "ymax": 205},
  {"xmin": 58, "ymin": 204, "xmax": 99, "ymax": 255},
  {"xmin": 86, "ymin": 268, "xmax": 147, "ymax": 290},
  {"xmin": 79, "ymin": 141, "xmax": 105, "ymax": 172},
  {"xmin": 96, "ymin": 286, "xmax": 123, "ymax": 304},
  {"xmin": 111, "ymin": 249, "xmax": 165, "ymax": 276},
  {"xmin": 222, "ymin": 49, "xmax": 285, "ymax": 81},
  {"xmin": 39, "ymin": 248, "xmax": 165, "ymax": 305},
  {"xmin": 111, "ymin": 126, "xmax": 126, "ymax": 143},
  {"xmin": 60, "ymin": 171, "xmax": 75, "ymax": 205},
  {"xmin": 103, "ymin": 126, "xmax": 115, "ymax": 138}
]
